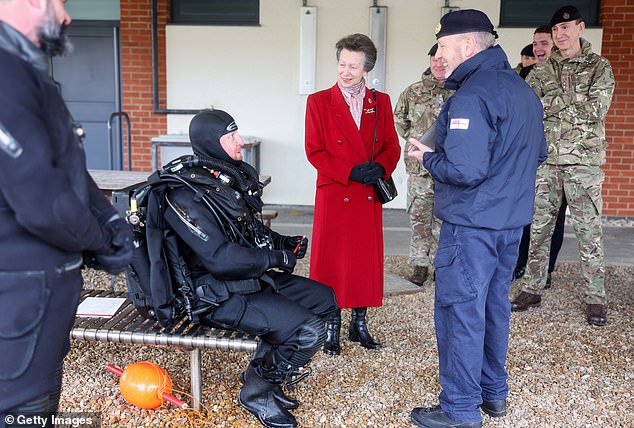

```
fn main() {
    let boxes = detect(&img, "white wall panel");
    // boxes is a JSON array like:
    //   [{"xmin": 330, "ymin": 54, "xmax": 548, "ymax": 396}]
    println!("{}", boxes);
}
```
[{"xmin": 165, "ymin": 0, "xmax": 604, "ymax": 207}]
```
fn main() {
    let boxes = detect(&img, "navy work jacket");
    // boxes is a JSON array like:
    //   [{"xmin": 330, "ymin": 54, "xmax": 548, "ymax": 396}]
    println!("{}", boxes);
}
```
[
  {"xmin": 423, "ymin": 45, "xmax": 547, "ymax": 230},
  {"xmin": 0, "ymin": 21, "xmax": 115, "ymax": 413},
  {"xmin": 0, "ymin": 22, "xmax": 112, "ymax": 271}
]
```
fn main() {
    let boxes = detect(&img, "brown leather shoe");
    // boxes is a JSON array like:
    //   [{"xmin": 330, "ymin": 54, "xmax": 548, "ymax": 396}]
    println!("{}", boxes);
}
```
[
  {"xmin": 408, "ymin": 266, "xmax": 428, "ymax": 286},
  {"xmin": 586, "ymin": 304, "xmax": 607, "ymax": 326},
  {"xmin": 510, "ymin": 291, "xmax": 541, "ymax": 312}
]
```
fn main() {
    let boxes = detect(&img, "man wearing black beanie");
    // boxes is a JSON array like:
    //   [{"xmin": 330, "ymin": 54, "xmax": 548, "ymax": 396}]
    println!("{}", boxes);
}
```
[
  {"xmin": 512, "ymin": 5, "xmax": 614, "ymax": 327},
  {"xmin": 408, "ymin": 9, "xmax": 546, "ymax": 427}
]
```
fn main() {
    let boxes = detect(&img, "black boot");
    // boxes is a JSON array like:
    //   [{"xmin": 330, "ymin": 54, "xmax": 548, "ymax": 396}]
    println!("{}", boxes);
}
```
[
  {"xmin": 240, "ymin": 371, "xmax": 299, "ymax": 410},
  {"xmin": 408, "ymin": 266, "xmax": 428, "ymax": 286},
  {"xmin": 323, "ymin": 308, "xmax": 341, "ymax": 355},
  {"xmin": 349, "ymin": 307, "xmax": 382, "ymax": 350},
  {"xmin": 238, "ymin": 363, "xmax": 297, "ymax": 428}
]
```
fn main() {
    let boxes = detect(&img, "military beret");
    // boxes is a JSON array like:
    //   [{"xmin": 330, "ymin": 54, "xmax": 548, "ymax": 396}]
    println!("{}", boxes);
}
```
[
  {"xmin": 521, "ymin": 44, "xmax": 534, "ymax": 57},
  {"xmin": 435, "ymin": 9, "xmax": 498, "ymax": 39},
  {"xmin": 428, "ymin": 43, "xmax": 438, "ymax": 56},
  {"xmin": 550, "ymin": 5, "xmax": 583, "ymax": 28}
]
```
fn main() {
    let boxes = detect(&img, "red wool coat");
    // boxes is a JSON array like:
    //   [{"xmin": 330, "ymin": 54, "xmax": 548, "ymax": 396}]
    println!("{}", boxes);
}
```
[{"xmin": 305, "ymin": 84, "xmax": 400, "ymax": 308}]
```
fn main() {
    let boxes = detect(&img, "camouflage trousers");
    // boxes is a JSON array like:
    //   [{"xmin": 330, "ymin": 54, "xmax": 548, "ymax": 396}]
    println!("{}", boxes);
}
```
[
  {"xmin": 407, "ymin": 173, "xmax": 441, "ymax": 267},
  {"xmin": 519, "ymin": 164, "xmax": 606, "ymax": 304}
]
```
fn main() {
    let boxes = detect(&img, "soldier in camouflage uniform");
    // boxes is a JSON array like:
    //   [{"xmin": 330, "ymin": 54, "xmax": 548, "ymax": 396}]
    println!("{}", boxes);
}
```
[
  {"xmin": 394, "ymin": 44, "xmax": 453, "ymax": 286},
  {"xmin": 511, "ymin": 5, "xmax": 614, "ymax": 326}
]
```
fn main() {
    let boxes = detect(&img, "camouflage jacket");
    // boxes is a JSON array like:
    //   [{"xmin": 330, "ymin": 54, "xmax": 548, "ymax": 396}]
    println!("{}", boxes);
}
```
[
  {"xmin": 394, "ymin": 69, "xmax": 454, "ymax": 175},
  {"xmin": 525, "ymin": 38, "xmax": 614, "ymax": 166}
]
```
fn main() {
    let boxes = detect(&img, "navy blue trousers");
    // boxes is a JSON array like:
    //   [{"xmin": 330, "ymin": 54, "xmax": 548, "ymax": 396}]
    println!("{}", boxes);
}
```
[{"xmin": 434, "ymin": 223, "xmax": 522, "ymax": 422}]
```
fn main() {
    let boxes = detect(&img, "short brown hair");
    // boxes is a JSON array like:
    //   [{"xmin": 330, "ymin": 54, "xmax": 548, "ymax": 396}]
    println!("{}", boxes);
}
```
[
  {"xmin": 335, "ymin": 33, "xmax": 377, "ymax": 72},
  {"xmin": 534, "ymin": 25, "xmax": 551, "ymax": 35}
]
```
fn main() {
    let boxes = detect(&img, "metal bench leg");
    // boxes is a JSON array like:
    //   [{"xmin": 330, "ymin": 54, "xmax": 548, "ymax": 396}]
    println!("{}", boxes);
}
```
[{"xmin": 190, "ymin": 348, "xmax": 202, "ymax": 410}]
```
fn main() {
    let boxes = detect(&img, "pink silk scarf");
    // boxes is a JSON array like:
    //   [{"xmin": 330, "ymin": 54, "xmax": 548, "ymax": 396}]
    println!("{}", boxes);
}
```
[{"xmin": 338, "ymin": 78, "xmax": 366, "ymax": 129}]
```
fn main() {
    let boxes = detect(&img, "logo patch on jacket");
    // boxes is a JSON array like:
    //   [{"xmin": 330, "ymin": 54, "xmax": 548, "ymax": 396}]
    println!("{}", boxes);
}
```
[{"xmin": 449, "ymin": 118, "xmax": 470, "ymax": 130}]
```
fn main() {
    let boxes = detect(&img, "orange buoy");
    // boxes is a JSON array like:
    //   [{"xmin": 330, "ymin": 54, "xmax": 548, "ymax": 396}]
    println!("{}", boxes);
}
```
[{"xmin": 105, "ymin": 363, "xmax": 187, "ymax": 409}]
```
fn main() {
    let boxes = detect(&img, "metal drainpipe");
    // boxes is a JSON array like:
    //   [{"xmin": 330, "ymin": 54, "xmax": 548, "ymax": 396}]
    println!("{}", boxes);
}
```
[{"xmin": 151, "ymin": 0, "xmax": 200, "ymax": 114}]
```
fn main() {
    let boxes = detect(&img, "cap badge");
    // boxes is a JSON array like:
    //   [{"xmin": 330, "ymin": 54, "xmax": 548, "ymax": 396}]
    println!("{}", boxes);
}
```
[
  {"xmin": 563, "ymin": 12, "xmax": 570, "ymax": 19},
  {"xmin": 435, "ymin": 22, "xmax": 442, "ymax": 35}
]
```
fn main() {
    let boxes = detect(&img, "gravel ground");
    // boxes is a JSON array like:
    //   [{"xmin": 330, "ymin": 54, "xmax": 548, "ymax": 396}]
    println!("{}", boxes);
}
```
[{"xmin": 61, "ymin": 258, "xmax": 633, "ymax": 427}]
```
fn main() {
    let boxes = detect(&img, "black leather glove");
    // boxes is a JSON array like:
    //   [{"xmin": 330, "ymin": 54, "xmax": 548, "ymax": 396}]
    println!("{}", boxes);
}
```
[
  {"xmin": 268, "ymin": 250, "xmax": 297, "ymax": 273},
  {"xmin": 106, "ymin": 217, "xmax": 133, "ymax": 249},
  {"xmin": 283, "ymin": 235, "xmax": 308, "ymax": 259},
  {"xmin": 362, "ymin": 162, "xmax": 386, "ymax": 184},
  {"xmin": 87, "ymin": 217, "xmax": 134, "ymax": 274},
  {"xmin": 349, "ymin": 162, "xmax": 371, "ymax": 183}
]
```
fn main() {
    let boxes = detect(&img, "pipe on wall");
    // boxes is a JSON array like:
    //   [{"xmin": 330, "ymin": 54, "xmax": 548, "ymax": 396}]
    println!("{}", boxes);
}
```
[{"xmin": 151, "ymin": 0, "xmax": 200, "ymax": 114}]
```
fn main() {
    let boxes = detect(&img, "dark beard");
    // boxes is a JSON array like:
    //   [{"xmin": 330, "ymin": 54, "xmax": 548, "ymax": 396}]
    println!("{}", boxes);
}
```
[{"xmin": 38, "ymin": 20, "xmax": 73, "ymax": 57}]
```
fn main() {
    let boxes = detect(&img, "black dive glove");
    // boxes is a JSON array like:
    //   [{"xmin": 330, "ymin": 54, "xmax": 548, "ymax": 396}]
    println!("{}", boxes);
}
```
[
  {"xmin": 281, "ymin": 235, "xmax": 308, "ymax": 259},
  {"xmin": 268, "ymin": 250, "xmax": 297, "ymax": 273},
  {"xmin": 272, "ymin": 234, "xmax": 308, "ymax": 259},
  {"xmin": 349, "ymin": 162, "xmax": 370, "ymax": 183},
  {"xmin": 86, "ymin": 216, "xmax": 134, "ymax": 274},
  {"xmin": 362, "ymin": 162, "xmax": 386, "ymax": 185}
]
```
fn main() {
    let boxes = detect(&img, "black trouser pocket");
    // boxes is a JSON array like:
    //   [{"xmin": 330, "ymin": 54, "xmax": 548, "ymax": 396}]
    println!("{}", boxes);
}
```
[{"xmin": 0, "ymin": 271, "xmax": 48, "ymax": 380}]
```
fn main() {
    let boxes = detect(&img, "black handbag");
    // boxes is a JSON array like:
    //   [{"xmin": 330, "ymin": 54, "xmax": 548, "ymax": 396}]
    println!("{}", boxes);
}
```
[
  {"xmin": 370, "ymin": 89, "xmax": 398, "ymax": 204},
  {"xmin": 374, "ymin": 175, "xmax": 398, "ymax": 204}
]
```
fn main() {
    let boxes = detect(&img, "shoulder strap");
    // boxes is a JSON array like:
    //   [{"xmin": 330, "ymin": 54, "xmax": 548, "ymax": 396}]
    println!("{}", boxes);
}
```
[{"xmin": 371, "ymin": 89, "xmax": 378, "ymax": 162}]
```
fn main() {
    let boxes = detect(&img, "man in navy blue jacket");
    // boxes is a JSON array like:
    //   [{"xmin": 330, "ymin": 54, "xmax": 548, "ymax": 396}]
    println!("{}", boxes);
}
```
[
  {"xmin": 0, "ymin": 0, "xmax": 133, "ymax": 420},
  {"xmin": 407, "ymin": 9, "xmax": 546, "ymax": 428}
]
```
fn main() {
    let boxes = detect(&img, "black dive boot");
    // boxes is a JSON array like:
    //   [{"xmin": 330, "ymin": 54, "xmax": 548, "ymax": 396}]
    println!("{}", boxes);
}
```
[
  {"xmin": 242, "ymin": 343, "xmax": 299, "ymax": 410},
  {"xmin": 239, "ymin": 362, "xmax": 297, "ymax": 428},
  {"xmin": 240, "ymin": 371, "xmax": 299, "ymax": 410},
  {"xmin": 323, "ymin": 308, "xmax": 341, "ymax": 355},
  {"xmin": 349, "ymin": 307, "xmax": 383, "ymax": 350}
]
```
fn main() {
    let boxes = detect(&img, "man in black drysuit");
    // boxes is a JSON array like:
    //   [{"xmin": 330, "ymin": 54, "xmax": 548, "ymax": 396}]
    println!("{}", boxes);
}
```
[
  {"xmin": 159, "ymin": 109, "xmax": 337, "ymax": 428},
  {"xmin": 0, "ymin": 1, "xmax": 133, "ymax": 424}
]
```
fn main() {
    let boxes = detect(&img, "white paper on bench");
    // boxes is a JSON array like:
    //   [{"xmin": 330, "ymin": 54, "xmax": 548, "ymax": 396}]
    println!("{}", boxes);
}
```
[{"xmin": 76, "ymin": 297, "xmax": 126, "ymax": 318}]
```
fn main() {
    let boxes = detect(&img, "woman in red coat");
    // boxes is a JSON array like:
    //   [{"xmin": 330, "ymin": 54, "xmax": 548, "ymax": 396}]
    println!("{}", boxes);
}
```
[{"xmin": 305, "ymin": 34, "xmax": 400, "ymax": 355}]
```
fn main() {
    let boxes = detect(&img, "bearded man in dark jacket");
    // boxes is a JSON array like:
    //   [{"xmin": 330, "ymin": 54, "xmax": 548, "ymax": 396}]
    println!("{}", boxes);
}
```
[
  {"xmin": 159, "ymin": 109, "xmax": 336, "ymax": 428},
  {"xmin": 0, "ymin": 0, "xmax": 133, "ymax": 419}
]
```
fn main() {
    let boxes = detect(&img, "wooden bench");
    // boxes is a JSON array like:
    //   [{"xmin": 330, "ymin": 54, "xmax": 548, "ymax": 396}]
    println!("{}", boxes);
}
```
[
  {"xmin": 262, "ymin": 209, "xmax": 279, "ymax": 227},
  {"xmin": 88, "ymin": 169, "xmax": 271, "ymax": 194},
  {"xmin": 72, "ymin": 289, "xmax": 257, "ymax": 410},
  {"xmin": 88, "ymin": 169, "xmax": 272, "ymax": 217}
]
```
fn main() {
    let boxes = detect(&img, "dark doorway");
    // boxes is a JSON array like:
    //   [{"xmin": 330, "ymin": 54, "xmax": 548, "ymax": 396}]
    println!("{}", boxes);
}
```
[{"xmin": 51, "ymin": 21, "xmax": 123, "ymax": 170}]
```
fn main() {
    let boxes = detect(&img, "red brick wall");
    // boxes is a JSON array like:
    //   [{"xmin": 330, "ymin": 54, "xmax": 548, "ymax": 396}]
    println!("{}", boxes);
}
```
[
  {"xmin": 601, "ymin": 0, "xmax": 634, "ymax": 217},
  {"xmin": 117, "ymin": 1, "xmax": 633, "ymax": 217},
  {"xmin": 120, "ymin": 0, "xmax": 169, "ymax": 171}
]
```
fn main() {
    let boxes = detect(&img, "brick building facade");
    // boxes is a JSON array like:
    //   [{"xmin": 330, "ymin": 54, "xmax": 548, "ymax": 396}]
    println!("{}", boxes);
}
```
[
  {"xmin": 119, "ymin": 0, "xmax": 634, "ymax": 217},
  {"xmin": 600, "ymin": 0, "xmax": 634, "ymax": 217},
  {"xmin": 120, "ymin": 0, "xmax": 168, "ymax": 171}
]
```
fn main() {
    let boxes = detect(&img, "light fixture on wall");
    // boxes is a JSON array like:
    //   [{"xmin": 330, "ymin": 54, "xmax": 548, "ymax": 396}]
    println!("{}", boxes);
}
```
[
  {"xmin": 367, "ymin": 2, "xmax": 387, "ymax": 92},
  {"xmin": 299, "ymin": 1, "xmax": 317, "ymax": 95},
  {"xmin": 441, "ymin": 0, "xmax": 459, "ymax": 17}
]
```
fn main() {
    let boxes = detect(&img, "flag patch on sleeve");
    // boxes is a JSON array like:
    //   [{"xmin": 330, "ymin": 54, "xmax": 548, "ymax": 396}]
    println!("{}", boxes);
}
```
[{"xmin": 449, "ymin": 118, "xmax": 470, "ymax": 130}]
